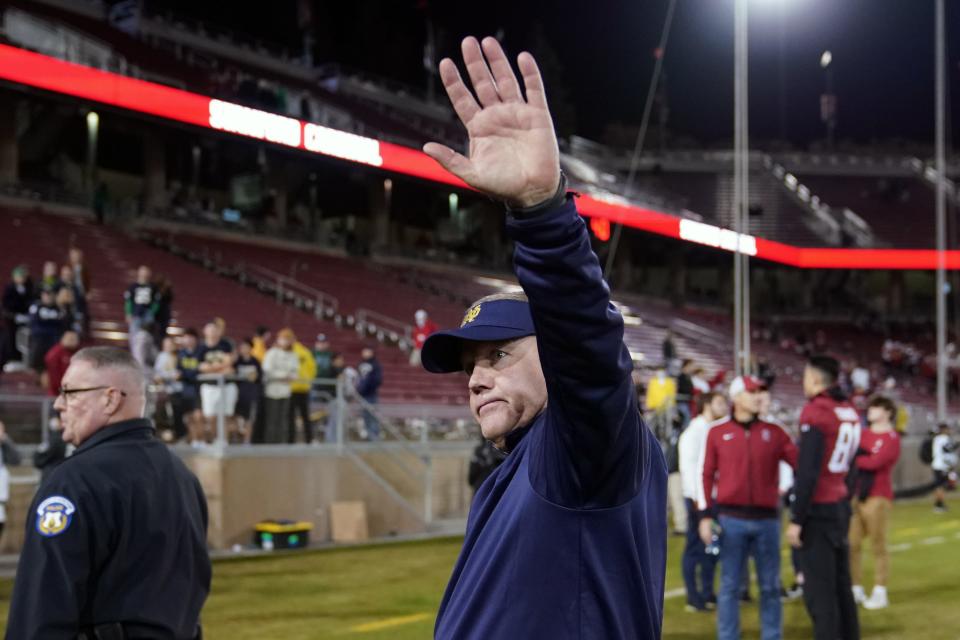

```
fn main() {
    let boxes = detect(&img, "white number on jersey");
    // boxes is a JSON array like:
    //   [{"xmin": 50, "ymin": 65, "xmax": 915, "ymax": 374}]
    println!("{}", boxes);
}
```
[{"xmin": 827, "ymin": 420, "xmax": 861, "ymax": 474}]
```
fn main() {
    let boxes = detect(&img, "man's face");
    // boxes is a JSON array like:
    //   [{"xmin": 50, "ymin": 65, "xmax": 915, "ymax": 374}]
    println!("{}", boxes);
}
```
[
  {"xmin": 316, "ymin": 340, "xmax": 329, "ymax": 352},
  {"xmin": 181, "ymin": 335, "xmax": 197, "ymax": 350},
  {"xmin": 709, "ymin": 395, "xmax": 729, "ymax": 420},
  {"xmin": 361, "ymin": 348, "xmax": 374, "ymax": 360},
  {"xmin": 53, "ymin": 360, "xmax": 114, "ymax": 446},
  {"xmin": 239, "ymin": 342, "xmax": 252, "ymax": 358},
  {"xmin": 137, "ymin": 266, "xmax": 151, "ymax": 283},
  {"xmin": 802, "ymin": 366, "xmax": 819, "ymax": 399},
  {"xmin": 461, "ymin": 337, "xmax": 547, "ymax": 448},
  {"xmin": 867, "ymin": 406, "xmax": 891, "ymax": 427},
  {"xmin": 203, "ymin": 323, "xmax": 220, "ymax": 344},
  {"xmin": 733, "ymin": 389, "xmax": 760, "ymax": 416}
]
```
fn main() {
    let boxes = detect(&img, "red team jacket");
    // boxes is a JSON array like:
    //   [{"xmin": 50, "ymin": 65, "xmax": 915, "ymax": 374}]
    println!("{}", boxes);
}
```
[
  {"xmin": 791, "ymin": 391, "xmax": 862, "ymax": 524},
  {"xmin": 855, "ymin": 430, "xmax": 901, "ymax": 501},
  {"xmin": 700, "ymin": 417, "xmax": 798, "ymax": 518}
]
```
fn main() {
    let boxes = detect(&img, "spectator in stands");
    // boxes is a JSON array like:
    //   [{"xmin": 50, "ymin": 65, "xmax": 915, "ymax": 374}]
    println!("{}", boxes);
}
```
[
  {"xmin": 850, "ymin": 395, "xmax": 902, "ymax": 610},
  {"xmin": 468, "ymin": 433, "xmax": 505, "ymax": 497},
  {"xmin": 131, "ymin": 321, "xmax": 159, "ymax": 372},
  {"xmin": 153, "ymin": 274, "xmax": 174, "ymax": 344},
  {"xmin": 93, "ymin": 181, "xmax": 108, "ymax": 224},
  {"xmin": 679, "ymin": 391, "xmax": 728, "ymax": 612},
  {"xmin": 356, "ymin": 347, "xmax": 383, "ymax": 440},
  {"xmin": 851, "ymin": 361, "xmax": 871, "ymax": 394},
  {"xmin": 177, "ymin": 329, "xmax": 204, "ymax": 445},
  {"xmin": 57, "ymin": 265, "xmax": 88, "ymax": 335},
  {"xmin": 676, "ymin": 359, "xmax": 695, "ymax": 428},
  {"xmin": 234, "ymin": 338, "xmax": 262, "ymax": 444},
  {"xmin": 410, "ymin": 309, "xmax": 439, "ymax": 366},
  {"xmin": 251, "ymin": 325, "xmax": 271, "ymax": 363},
  {"xmin": 289, "ymin": 337, "xmax": 317, "ymax": 443},
  {"xmin": 0, "ymin": 419, "xmax": 23, "ymax": 544},
  {"xmin": 662, "ymin": 328, "xmax": 677, "ymax": 368},
  {"xmin": 665, "ymin": 421, "xmax": 686, "ymax": 537},
  {"xmin": 40, "ymin": 260, "xmax": 59, "ymax": 291},
  {"xmin": 699, "ymin": 376, "xmax": 798, "ymax": 640},
  {"xmin": 262, "ymin": 329, "xmax": 299, "ymax": 444},
  {"xmin": 28, "ymin": 288, "xmax": 65, "ymax": 373},
  {"xmin": 44, "ymin": 330, "xmax": 80, "ymax": 398},
  {"xmin": 55, "ymin": 286, "xmax": 84, "ymax": 336},
  {"xmin": 124, "ymin": 266, "xmax": 158, "ymax": 351},
  {"xmin": 154, "ymin": 336, "xmax": 184, "ymax": 442},
  {"xmin": 644, "ymin": 368, "xmax": 676, "ymax": 439},
  {"xmin": 1, "ymin": 265, "xmax": 34, "ymax": 368},
  {"xmin": 68, "ymin": 248, "xmax": 90, "ymax": 297},
  {"xmin": 197, "ymin": 321, "xmax": 237, "ymax": 442},
  {"xmin": 931, "ymin": 422, "xmax": 958, "ymax": 513}
]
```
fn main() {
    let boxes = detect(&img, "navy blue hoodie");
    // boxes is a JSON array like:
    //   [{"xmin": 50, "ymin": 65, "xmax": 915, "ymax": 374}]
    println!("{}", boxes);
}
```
[{"xmin": 434, "ymin": 197, "xmax": 667, "ymax": 639}]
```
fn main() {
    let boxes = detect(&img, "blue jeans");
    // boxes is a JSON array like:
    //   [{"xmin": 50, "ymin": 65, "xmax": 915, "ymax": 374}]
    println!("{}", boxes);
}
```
[
  {"xmin": 717, "ymin": 515, "xmax": 782, "ymax": 640},
  {"xmin": 682, "ymin": 499, "xmax": 717, "ymax": 608}
]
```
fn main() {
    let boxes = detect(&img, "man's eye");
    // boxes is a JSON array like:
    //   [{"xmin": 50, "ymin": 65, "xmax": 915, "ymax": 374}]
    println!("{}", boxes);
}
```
[{"xmin": 493, "ymin": 350, "xmax": 508, "ymax": 361}]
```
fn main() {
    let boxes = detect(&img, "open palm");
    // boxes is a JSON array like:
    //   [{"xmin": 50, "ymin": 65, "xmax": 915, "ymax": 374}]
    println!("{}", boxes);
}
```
[{"xmin": 424, "ymin": 37, "xmax": 561, "ymax": 209}]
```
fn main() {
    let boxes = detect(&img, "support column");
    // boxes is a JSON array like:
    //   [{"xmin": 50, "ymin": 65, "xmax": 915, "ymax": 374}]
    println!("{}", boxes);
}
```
[
  {"xmin": 0, "ymin": 97, "xmax": 19, "ymax": 185},
  {"xmin": 368, "ymin": 177, "xmax": 391, "ymax": 251},
  {"xmin": 142, "ymin": 131, "xmax": 166, "ymax": 214}
]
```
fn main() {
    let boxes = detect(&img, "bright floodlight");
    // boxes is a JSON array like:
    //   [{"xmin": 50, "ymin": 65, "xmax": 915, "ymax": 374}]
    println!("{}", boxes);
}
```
[{"xmin": 820, "ymin": 50, "xmax": 832, "ymax": 68}]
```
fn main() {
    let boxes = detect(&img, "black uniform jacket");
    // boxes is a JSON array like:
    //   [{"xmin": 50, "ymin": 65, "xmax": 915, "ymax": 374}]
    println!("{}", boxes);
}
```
[{"xmin": 6, "ymin": 419, "xmax": 211, "ymax": 639}]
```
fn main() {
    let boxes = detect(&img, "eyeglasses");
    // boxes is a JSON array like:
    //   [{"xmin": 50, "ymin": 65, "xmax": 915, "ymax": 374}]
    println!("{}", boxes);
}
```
[{"xmin": 57, "ymin": 386, "xmax": 127, "ymax": 401}]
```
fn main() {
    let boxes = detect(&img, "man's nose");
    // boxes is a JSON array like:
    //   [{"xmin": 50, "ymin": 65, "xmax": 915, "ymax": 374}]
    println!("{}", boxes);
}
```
[{"xmin": 469, "ymin": 364, "xmax": 494, "ymax": 395}]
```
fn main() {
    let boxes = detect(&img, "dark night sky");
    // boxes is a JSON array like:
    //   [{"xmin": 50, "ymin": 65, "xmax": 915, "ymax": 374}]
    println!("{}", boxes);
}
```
[{"xmin": 153, "ymin": 0, "xmax": 960, "ymax": 148}]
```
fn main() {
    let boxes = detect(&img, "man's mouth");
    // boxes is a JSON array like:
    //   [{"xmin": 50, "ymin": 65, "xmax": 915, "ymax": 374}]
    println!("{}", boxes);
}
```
[{"xmin": 478, "ymin": 399, "xmax": 505, "ymax": 416}]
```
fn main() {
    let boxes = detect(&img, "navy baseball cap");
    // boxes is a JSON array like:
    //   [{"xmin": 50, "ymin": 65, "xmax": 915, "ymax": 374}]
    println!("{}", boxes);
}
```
[{"xmin": 421, "ymin": 299, "xmax": 535, "ymax": 373}]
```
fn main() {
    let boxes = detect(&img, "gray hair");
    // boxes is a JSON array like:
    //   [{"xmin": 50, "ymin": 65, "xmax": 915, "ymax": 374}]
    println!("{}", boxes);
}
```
[
  {"xmin": 469, "ymin": 291, "xmax": 529, "ymax": 307},
  {"xmin": 72, "ymin": 347, "xmax": 146, "ymax": 392}
]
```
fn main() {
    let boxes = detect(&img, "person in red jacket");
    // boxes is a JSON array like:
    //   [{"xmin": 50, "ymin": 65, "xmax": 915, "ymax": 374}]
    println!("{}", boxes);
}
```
[
  {"xmin": 849, "ymin": 395, "xmax": 901, "ymax": 610},
  {"xmin": 787, "ymin": 355, "xmax": 862, "ymax": 640},
  {"xmin": 409, "ymin": 309, "xmax": 439, "ymax": 366},
  {"xmin": 43, "ymin": 330, "xmax": 80, "ymax": 397},
  {"xmin": 698, "ymin": 375, "xmax": 798, "ymax": 640}
]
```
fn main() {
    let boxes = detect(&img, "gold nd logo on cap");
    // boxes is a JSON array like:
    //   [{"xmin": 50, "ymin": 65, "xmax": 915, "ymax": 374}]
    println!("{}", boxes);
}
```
[{"xmin": 461, "ymin": 304, "xmax": 482, "ymax": 327}]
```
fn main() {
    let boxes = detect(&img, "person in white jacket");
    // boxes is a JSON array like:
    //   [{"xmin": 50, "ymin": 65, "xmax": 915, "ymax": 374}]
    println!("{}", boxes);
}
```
[
  {"xmin": 262, "ymin": 329, "xmax": 300, "ymax": 444},
  {"xmin": 678, "ymin": 391, "xmax": 729, "ymax": 612}
]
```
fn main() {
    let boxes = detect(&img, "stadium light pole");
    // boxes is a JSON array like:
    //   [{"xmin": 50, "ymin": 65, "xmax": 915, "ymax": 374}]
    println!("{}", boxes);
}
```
[
  {"xmin": 935, "ymin": 0, "xmax": 947, "ymax": 422},
  {"xmin": 85, "ymin": 110, "xmax": 99, "ymax": 195},
  {"xmin": 733, "ymin": 0, "xmax": 751, "ymax": 376}
]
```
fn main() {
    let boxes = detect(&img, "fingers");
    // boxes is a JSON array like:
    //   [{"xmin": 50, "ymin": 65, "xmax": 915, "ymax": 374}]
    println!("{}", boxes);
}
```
[
  {"xmin": 517, "ymin": 51, "xmax": 548, "ymax": 110},
  {"xmin": 439, "ymin": 58, "xmax": 480, "ymax": 125},
  {"xmin": 480, "ymin": 36, "xmax": 522, "ymax": 103},
  {"xmin": 423, "ymin": 142, "xmax": 473, "ymax": 182},
  {"xmin": 461, "ymin": 36, "xmax": 501, "ymax": 108}
]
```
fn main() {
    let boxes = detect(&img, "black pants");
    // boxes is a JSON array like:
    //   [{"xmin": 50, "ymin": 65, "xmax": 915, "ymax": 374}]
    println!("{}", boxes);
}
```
[
  {"xmin": 799, "ymin": 515, "xmax": 860, "ymax": 640},
  {"xmin": 288, "ymin": 391, "xmax": 313, "ymax": 443}
]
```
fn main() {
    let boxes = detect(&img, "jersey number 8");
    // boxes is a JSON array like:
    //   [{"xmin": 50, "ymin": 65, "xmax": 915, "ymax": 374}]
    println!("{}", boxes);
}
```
[{"xmin": 827, "ymin": 421, "xmax": 861, "ymax": 473}]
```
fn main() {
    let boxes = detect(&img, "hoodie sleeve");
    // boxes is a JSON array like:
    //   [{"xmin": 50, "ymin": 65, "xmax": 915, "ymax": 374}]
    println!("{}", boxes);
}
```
[{"xmin": 507, "ymin": 196, "xmax": 650, "ymax": 509}]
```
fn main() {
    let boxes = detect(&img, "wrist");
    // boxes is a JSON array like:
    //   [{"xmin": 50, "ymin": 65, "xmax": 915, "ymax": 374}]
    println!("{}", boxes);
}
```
[{"xmin": 505, "ymin": 172, "xmax": 567, "ymax": 216}]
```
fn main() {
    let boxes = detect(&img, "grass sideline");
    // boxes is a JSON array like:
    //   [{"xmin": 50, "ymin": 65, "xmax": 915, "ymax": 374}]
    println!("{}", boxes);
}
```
[{"xmin": 0, "ymin": 497, "xmax": 956, "ymax": 638}]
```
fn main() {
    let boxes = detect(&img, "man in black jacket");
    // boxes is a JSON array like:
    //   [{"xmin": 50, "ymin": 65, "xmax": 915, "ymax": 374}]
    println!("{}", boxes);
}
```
[{"xmin": 6, "ymin": 347, "xmax": 210, "ymax": 639}]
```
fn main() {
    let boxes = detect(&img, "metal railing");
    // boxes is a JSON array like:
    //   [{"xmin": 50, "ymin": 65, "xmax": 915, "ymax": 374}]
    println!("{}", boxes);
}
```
[
  {"xmin": 0, "ymin": 393, "xmax": 54, "ymax": 447},
  {"xmin": 237, "ymin": 263, "xmax": 339, "ymax": 318},
  {"xmin": 354, "ymin": 308, "xmax": 413, "ymax": 345}
]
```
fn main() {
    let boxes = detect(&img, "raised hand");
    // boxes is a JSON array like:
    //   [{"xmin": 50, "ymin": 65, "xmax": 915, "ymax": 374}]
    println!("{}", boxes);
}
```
[{"xmin": 424, "ymin": 36, "xmax": 561, "ymax": 209}]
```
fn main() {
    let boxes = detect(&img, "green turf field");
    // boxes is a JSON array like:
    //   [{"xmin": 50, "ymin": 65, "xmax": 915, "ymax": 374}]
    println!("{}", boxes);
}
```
[{"xmin": 1, "ymin": 497, "xmax": 957, "ymax": 638}]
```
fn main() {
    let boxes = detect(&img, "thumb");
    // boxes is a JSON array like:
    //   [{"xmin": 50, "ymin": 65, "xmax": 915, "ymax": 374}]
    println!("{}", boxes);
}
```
[{"xmin": 423, "ymin": 142, "xmax": 473, "ymax": 183}]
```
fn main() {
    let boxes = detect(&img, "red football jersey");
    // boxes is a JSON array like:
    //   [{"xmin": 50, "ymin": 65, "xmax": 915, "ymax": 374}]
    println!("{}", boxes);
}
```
[
  {"xmin": 799, "ymin": 394, "xmax": 862, "ymax": 504},
  {"xmin": 856, "ymin": 429, "xmax": 901, "ymax": 500}
]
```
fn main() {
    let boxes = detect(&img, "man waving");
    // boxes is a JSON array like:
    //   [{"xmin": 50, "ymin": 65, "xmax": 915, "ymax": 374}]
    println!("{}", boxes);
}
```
[{"xmin": 421, "ymin": 37, "xmax": 667, "ymax": 639}]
